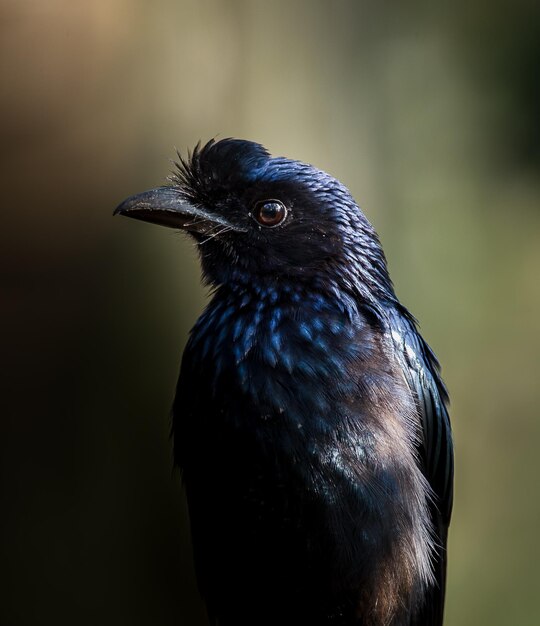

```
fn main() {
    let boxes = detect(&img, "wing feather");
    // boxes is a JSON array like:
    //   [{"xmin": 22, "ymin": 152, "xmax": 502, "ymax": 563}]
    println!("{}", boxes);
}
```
[{"xmin": 387, "ymin": 306, "xmax": 453, "ymax": 625}]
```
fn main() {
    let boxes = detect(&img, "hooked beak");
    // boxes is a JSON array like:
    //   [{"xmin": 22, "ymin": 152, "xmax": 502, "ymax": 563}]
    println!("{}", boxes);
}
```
[{"xmin": 114, "ymin": 186, "xmax": 245, "ymax": 234}]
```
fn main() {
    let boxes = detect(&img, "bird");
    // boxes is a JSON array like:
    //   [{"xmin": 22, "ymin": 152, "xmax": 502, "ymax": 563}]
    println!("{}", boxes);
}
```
[{"xmin": 115, "ymin": 138, "xmax": 453, "ymax": 626}]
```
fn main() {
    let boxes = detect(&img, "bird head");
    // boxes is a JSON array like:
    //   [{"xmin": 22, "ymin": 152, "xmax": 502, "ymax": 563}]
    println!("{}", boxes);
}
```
[{"xmin": 115, "ymin": 138, "xmax": 393, "ymax": 303}]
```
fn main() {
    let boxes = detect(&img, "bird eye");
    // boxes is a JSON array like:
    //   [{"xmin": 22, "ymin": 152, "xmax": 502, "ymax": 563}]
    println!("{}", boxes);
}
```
[{"xmin": 252, "ymin": 200, "xmax": 288, "ymax": 228}]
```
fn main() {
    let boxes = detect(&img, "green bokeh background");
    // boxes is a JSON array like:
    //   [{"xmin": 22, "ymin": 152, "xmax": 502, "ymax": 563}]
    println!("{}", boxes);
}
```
[{"xmin": 2, "ymin": 1, "xmax": 539, "ymax": 624}]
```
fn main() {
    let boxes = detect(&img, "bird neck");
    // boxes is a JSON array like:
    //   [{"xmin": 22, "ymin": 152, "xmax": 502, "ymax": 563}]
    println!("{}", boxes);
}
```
[{"xmin": 217, "ymin": 264, "xmax": 397, "ymax": 324}]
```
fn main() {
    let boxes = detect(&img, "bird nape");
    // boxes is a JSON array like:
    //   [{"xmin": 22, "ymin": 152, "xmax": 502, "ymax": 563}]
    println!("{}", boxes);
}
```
[{"xmin": 115, "ymin": 138, "xmax": 453, "ymax": 626}]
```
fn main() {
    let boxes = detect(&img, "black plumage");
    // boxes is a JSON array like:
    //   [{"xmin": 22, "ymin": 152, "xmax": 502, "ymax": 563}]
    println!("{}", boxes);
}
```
[{"xmin": 115, "ymin": 139, "xmax": 453, "ymax": 626}]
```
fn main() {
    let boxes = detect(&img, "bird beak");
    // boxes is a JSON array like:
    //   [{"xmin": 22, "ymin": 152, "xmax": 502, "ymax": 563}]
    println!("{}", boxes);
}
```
[{"xmin": 114, "ymin": 186, "xmax": 245, "ymax": 233}]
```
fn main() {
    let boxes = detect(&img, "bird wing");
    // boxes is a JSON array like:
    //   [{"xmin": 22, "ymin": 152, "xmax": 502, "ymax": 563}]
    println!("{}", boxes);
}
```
[{"xmin": 386, "ymin": 306, "xmax": 453, "ymax": 626}]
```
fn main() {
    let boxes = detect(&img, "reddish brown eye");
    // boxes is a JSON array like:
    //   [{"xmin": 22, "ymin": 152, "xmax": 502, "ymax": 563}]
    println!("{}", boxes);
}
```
[{"xmin": 252, "ymin": 200, "xmax": 288, "ymax": 227}]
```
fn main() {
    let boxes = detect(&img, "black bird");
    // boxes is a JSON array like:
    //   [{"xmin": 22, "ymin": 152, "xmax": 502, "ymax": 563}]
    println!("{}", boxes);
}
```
[{"xmin": 115, "ymin": 139, "xmax": 453, "ymax": 626}]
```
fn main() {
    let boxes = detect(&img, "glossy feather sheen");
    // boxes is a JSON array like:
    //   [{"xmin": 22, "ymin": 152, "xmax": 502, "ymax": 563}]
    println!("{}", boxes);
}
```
[{"xmin": 158, "ymin": 139, "xmax": 452, "ymax": 625}]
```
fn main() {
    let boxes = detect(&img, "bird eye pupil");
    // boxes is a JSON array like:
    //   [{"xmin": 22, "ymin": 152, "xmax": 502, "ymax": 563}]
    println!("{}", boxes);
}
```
[
  {"xmin": 263, "ymin": 205, "xmax": 278, "ymax": 219},
  {"xmin": 253, "ymin": 200, "xmax": 287, "ymax": 227}
]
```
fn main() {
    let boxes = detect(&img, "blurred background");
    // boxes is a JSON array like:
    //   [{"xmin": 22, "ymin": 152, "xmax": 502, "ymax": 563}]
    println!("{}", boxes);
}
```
[{"xmin": 1, "ymin": 1, "xmax": 539, "ymax": 624}]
